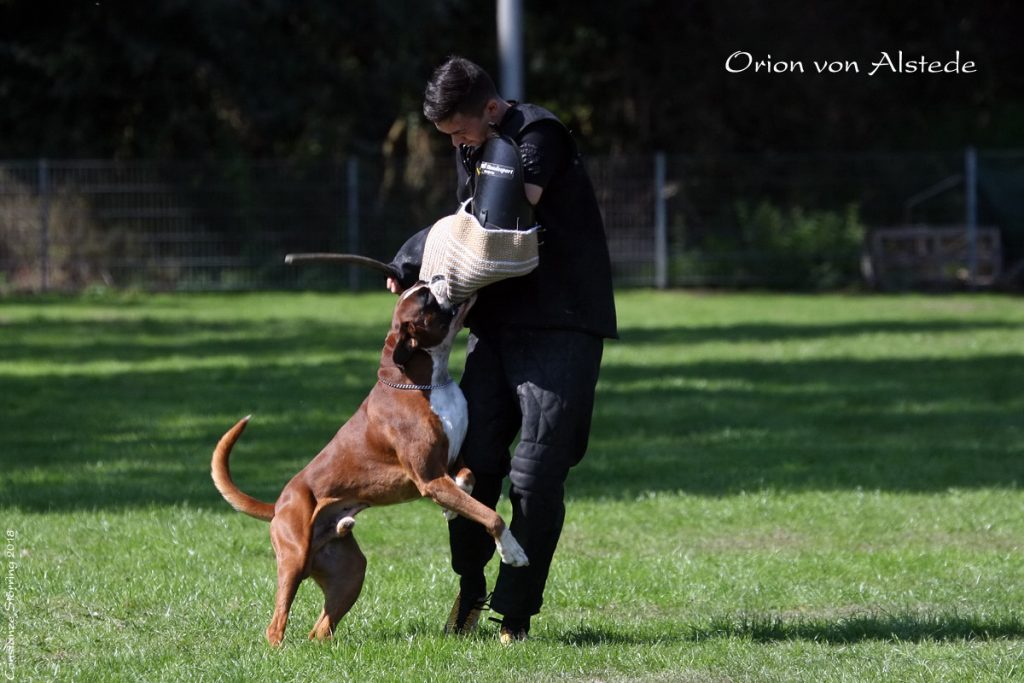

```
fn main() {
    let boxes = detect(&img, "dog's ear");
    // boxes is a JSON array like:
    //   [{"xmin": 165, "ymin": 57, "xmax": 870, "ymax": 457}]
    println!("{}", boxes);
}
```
[{"xmin": 392, "ymin": 322, "xmax": 419, "ymax": 366}]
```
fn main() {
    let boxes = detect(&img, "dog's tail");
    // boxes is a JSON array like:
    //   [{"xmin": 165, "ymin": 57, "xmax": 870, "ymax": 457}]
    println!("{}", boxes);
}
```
[{"xmin": 211, "ymin": 416, "xmax": 275, "ymax": 522}]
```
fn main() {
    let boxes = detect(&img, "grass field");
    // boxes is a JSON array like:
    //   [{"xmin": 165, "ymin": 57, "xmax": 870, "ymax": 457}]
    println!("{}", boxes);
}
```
[{"xmin": 1, "ymin": 290, "xmax": 1023, "ymax": 682}]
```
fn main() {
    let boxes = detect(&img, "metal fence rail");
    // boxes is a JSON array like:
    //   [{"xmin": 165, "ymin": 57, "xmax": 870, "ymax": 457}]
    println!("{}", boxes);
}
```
[{"xmin": 2, "ymin": 150, "xmax": 1020, "ymax": 293}]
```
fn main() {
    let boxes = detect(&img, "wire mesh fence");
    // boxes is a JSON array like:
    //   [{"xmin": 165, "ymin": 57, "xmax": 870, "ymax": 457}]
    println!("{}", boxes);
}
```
[{"xmin": 1, "ymin": 150, "xmax": 1021, "ymax": 293}]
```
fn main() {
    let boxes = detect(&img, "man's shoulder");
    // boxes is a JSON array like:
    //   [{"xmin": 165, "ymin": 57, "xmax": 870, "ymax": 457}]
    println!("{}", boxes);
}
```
[
  {"xmin": 517, "ymin": 102, "xmax": 561, "ymax": 121},
  {"xmin": 507, "ymin": 104, "xmax": 577, "ymax": 164},
  {"xmin": 517, "ymin": 103, "xmax": 567, "ymax": 133},
  {"xmin": 502, "ymin": 103, "xmax": 567, "ymax": 137}
]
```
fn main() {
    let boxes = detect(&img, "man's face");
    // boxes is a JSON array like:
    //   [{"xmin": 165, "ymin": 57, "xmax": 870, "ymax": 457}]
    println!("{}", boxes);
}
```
[{"xmin": 434, "ymin": 105, "xmax": 493, "ymax": 148}]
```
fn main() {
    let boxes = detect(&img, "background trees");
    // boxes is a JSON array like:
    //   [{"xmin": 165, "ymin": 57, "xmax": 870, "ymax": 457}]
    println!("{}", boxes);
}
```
[{"xmin": 1, "ymin": 1, "xmax": 1021, "ymax": 160}]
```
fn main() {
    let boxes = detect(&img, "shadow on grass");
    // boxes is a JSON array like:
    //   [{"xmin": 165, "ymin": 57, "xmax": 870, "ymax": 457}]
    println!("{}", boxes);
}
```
[
  {"xmin": 560, "ymin": 611, "xmax": 1024, "ymax": 646},
  {"xmin": 1, "ymin": 314, "xmax": 1022, "ymax": 511},
  {"xmin": 572, "ymin": 351, "xmax": 1024, "ymax": 498},
  {"xmin": 621, "ymin": 319, "xmax": 1024, "ymax": 346},
  {"xmin": 0, "ymin": 316, "xmax": 385, "ymax": 364}
]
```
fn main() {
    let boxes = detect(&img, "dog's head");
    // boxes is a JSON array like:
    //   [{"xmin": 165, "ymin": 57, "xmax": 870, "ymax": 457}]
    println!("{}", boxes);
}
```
[{"xmin": 390, "ymin": 283, "xmax": 474, "ymax": 366}]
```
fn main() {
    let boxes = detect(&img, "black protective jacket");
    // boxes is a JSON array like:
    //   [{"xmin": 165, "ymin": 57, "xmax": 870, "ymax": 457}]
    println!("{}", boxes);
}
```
[{"xmin": 390, "ymin": 103, "xmax": 618, "ymax": 339}]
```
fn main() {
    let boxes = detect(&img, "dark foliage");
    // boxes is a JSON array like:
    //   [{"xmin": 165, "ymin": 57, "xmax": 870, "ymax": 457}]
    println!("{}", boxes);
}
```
[{"xmin": 1, "ymin": 1, "xmax": 1022, "ymax": 159}]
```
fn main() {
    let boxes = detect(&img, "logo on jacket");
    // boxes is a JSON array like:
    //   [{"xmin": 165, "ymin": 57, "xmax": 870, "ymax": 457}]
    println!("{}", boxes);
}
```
[{"xmin": 478, "ymin": 161, "xmax": 516, "ymax": 179}]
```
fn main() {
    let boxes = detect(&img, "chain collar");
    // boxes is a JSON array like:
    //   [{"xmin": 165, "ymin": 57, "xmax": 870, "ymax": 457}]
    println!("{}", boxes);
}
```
[{"xmin": 378, "ymin": 376, "xmax": 454, "ymax": 391}]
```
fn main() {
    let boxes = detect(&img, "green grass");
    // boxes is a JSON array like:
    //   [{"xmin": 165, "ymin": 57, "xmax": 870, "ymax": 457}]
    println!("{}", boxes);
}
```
[{"xmin": 1, "ymin": 290, "xmax": 1023, "ymax": 682}]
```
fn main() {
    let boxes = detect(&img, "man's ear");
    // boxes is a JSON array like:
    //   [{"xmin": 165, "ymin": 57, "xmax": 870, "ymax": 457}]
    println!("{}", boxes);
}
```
[
  {"xmin": 392, "ymin": 322, "xmax": 419, "ymax": 366},
  {"xmin": 484, "ymin": 98, "xmax": 500, "ymax": 119}
]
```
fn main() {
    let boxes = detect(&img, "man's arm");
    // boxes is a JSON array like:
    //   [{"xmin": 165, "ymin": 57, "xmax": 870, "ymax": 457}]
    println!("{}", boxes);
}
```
[
  {"xmin": 518, "ymin": 121, "xmax": 567, "ymax": 207},
  {"xmin": 524, "ymin": 183, "xmax": 543, "ymax": 205}
]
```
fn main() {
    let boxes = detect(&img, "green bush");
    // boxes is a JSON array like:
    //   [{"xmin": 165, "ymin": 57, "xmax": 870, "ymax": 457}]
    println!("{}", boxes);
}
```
[{"xmin": 686, "ymin": 200, "xmax": 866, "ymax": 290}]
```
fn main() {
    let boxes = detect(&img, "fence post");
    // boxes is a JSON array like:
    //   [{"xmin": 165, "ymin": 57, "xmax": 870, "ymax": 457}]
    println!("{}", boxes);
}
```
[
  {"xmin": 964, "ymin": 145, "xmax": 978, "ymax": 289},
  {"xmin": 497, "ymin": 0, "xmax": 524, "ymax": 101},
  {"xmin": 654, "ymin": 151, "xmax": 668, "ymax": 289},
  {"xmin": 38, "ymin": 158, "xmax": 50, "ymax": 292},
  {"xmin": 347, "ymin": 156, "xmax": 360, "ymax": 292}
]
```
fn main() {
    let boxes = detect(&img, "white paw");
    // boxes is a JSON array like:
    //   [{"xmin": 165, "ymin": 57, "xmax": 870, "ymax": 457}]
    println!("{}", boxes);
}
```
[
  {"xmin": 455, "ymin": 475, "xmax": 474, "ymax": 495},
  {"xmin": 336, "ymin": 516, "xmax": 356, "ymax": 536},
  {"xmin": 496, "ymin": 529, "xmax": 529, "ymax": 567}
]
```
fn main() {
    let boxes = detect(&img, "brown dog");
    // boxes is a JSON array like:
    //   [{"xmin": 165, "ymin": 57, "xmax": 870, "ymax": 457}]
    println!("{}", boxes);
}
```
[{"xmin": 211, "ymin": 283, "xmax": 528, "ymax": 645}]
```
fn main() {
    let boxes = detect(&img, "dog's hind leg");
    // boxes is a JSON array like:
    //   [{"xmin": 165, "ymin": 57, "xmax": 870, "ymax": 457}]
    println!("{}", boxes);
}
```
[
  {"xmin": 308, "ymin": 533, "xmax": 367, "ymax": 641},
  {"xmin": 266, "ymin": 492, "xmax": 315, "ymax": 646}
]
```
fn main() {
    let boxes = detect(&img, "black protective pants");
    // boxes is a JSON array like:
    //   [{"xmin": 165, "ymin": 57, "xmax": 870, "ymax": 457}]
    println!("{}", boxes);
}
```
[{"xmin": 448, "ymin": 327, "xmax": 604, "ymax": 619}]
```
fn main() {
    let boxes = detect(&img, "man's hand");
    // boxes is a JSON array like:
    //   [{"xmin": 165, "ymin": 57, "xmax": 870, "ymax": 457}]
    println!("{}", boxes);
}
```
[{"xmin": 386, "ymin": 278, "xmax": 403, "ymax": 294}]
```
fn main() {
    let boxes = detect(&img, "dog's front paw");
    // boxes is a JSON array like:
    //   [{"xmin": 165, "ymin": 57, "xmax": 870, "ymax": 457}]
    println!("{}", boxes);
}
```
[{"xmin": 496, "ymin": 529, "xmax": 529, "ymax": 567}]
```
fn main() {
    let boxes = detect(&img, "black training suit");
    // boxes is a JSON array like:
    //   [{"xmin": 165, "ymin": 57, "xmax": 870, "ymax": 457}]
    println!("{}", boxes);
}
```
[{"xmin": 390, "ymin": 102, "xmax": 617, "ymax": 620}]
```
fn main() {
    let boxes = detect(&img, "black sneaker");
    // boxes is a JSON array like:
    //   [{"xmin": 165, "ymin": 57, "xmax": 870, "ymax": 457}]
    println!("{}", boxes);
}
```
[{"xmin": 444, "ymin": 592, "xmax": 488, "ymax": 635}]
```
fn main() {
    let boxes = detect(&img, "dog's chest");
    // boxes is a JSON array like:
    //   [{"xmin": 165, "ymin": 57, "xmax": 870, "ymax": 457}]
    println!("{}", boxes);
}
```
[{"xmin": 429, "ymin": 384, "xmax": 468, "ymax": 467}]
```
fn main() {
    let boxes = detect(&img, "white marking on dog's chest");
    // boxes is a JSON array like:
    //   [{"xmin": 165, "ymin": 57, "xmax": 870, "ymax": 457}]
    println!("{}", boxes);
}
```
[{"xmin": 429, "ymin": 383, "xmax": 468, "ymax": 467}]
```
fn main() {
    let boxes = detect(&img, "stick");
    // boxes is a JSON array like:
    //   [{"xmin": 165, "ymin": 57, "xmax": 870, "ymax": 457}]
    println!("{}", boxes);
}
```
[{"xmin": 284, "ymin": 253, "xmax": 399, "ymax": 278}]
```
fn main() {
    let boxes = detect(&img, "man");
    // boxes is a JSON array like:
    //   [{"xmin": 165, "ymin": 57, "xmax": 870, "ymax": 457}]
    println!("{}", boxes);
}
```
[{"xmin": 387, "ymin": 55, "xmax": 617, "ymax": 644}]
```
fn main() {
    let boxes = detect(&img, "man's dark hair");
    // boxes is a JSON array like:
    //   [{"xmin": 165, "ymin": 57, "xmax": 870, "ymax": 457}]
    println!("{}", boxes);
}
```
[{"xmin": 423, "ymin": 56, "xmax": 498, "ymax": 123}]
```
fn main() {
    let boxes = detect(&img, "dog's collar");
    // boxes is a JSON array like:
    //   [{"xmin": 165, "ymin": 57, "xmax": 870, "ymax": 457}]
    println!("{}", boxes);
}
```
[{"xmin": 378, "ymin": 376, "xmax": 455, "ymax": 391}]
